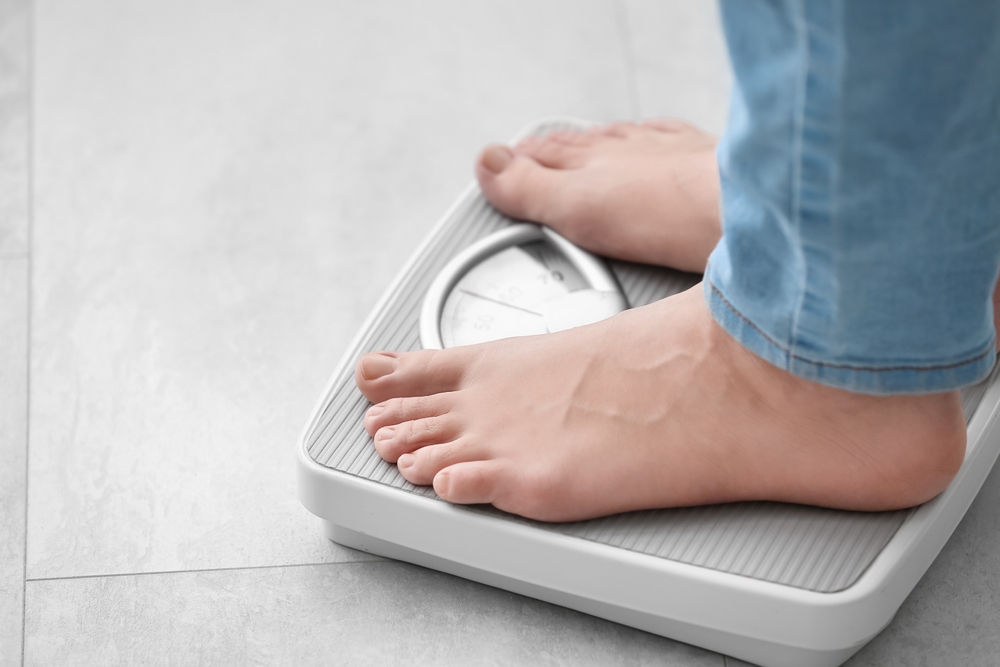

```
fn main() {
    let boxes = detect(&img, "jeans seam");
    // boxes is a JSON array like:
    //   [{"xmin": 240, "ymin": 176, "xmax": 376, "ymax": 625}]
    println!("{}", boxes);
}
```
[
  {"xmin": 787, "ymin": 0, "xmax": 809, "ymax": 368},
  {"xmin": 709, "ymin": 281, "xmax": 994, "ymax": 373},
  {"xmin": 830, "ymin": 0, "xmax": 844, "ymax": 332}
]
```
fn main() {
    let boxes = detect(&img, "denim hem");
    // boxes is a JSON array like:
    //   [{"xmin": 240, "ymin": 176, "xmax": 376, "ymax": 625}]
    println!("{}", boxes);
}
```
[{"xmin": 704, "ymin": 280, "xmax": 997, "ymax": 395}]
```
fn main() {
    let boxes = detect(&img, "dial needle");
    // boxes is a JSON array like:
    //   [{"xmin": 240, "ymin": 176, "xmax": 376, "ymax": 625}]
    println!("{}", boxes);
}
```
[{"xmin": 458, "ymin": 289, "xmax": 543, "ymax": 316}]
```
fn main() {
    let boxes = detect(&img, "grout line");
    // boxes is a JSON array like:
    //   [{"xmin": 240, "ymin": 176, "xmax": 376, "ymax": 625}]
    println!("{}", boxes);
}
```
[
  {"xmin": 25, "ymin": 558, "xmax": 391, "ymax": 584},
  {"xmin": 613, "ymin": 0, "xmax": 642, "ymax": 119},
  {"xmin": 21, "ymin": 0, "xmax": 34, "ymax": 664}
]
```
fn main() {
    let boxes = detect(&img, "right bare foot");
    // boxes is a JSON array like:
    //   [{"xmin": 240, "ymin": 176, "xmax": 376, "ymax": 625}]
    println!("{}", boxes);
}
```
[
  {"xmin": 357, "ymin": 286, "xmax": 967, "ymax": 521},
  {"xmin": 475, "ymin": 120, "xmax": 721, "ymax": 273}
]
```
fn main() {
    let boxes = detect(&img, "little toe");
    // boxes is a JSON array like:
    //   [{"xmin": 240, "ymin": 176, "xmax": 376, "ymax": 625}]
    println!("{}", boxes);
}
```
[
  {"xmin": 397, "ymin": 439, "xmax": 484, "ymax": 486},
  {"xmin": 355, "ymin": 348, "xmax": 467, "ymax": 405},
  {"xmin": 433, "ymin": 460, "xmax": 505, "ymax": 506},
  {"xmin": 364, "ymin": 393, "xmax": 454, "ymax": 435},
  {"xmin": 642, "ymin": 119, "xmax": 710, "ymax": 139},
  {"xmin": 373, "ymin": 413, "xmax": 459, "ymax": 462},
  {"xmin": 641, "ymin": 118, "xmax": 687, "ymax": 133}
]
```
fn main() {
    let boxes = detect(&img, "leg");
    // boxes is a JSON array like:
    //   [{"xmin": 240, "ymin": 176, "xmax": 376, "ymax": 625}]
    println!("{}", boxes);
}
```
[
  {"xmin": 355, "ymin": 0, "xmax": 1000, "ymax": 522},
  {"xmin": 707, "ymin": 0, "xmax": 1000, "ymax": 394}
]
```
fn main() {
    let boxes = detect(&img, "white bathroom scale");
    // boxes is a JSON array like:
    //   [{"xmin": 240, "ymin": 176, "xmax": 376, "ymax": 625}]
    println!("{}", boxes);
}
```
[{"xmin": 297, "ymin": 118, "xmax": 1000, "ymax": 667}]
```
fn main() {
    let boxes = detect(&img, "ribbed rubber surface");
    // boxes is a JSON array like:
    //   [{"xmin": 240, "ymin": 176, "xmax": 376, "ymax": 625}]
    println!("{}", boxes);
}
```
[{"xmin": 306, "ymin": 120, "xmax": 996, "ymax": 593}]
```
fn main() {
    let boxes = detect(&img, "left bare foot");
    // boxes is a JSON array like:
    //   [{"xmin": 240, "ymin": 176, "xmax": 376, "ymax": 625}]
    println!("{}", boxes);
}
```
[{"xmin": 475, "ymin": 121, "xmax": 721, "ymax": 273}]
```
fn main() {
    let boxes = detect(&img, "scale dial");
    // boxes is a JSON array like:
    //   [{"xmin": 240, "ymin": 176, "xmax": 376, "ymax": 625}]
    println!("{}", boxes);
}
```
[{"xmin": 420, "ymin": 224, "xmax": 628, "ymax": 349}]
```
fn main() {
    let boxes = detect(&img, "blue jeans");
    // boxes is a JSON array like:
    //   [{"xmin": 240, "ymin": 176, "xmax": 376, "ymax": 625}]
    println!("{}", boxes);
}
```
[{"xmin": 706, "ymin": 0, "xmax": 1000, "ymax": 395}]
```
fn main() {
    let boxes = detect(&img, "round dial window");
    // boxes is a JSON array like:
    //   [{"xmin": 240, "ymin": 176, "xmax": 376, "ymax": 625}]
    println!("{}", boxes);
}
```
[{"xmin": 420, "ymin": 224, "xmax": 628, "ymax": 349}]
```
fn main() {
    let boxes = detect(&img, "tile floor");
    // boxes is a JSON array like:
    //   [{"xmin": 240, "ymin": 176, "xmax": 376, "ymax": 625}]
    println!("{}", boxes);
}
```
[{"xmin": 1, "ymin": 1, "xmax": 998, "ymax": 665}]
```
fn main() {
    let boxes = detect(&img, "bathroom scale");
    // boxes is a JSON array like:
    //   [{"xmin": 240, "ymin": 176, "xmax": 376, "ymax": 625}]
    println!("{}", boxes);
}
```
[{"xmin": 297, "ymin": 118, "xmax": 1000, "ymax": 667}]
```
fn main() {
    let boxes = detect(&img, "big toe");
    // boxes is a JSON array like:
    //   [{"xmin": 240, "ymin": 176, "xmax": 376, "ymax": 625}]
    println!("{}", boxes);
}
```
[
  {"xmin": 475, "ymin": 144, "xmax": 573, "ymax": 225},
  {"xmin": 355, "ymin": 348, "xmax": 467, "ymax": 404}
]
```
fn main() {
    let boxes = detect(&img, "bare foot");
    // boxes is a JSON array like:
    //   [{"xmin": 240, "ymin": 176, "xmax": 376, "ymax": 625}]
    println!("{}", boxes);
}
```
[
  {"xmin": 356, "ymin": 287, "xmax": 966, "ymax": 522},
  {"xmin": 476, "ymin": 121, "xmax": 721, "ymax": 273}
]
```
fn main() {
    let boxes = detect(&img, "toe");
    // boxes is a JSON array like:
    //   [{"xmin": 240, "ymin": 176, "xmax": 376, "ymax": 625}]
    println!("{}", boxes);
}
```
[
  {"xmin": 433, "ymin": 460, "xmax": 505, "ymax": 505},
  {"xmin": 513, "ymin": 135, "xmax": 543, "ymax": 153},
  {"xmin": 355, "ymin": 348, "xmax": 467, "ymax": 405},
  {"xmin": 641, "ymin": 118, "xmax": 690, "ymax": 133},
  {"xmin": 475, "ymin": 148, "xmax": 574, "ymax": 225},
  {"xmin": 373, "ymin": 413, "xmax": 459, "ymax": 462},
  {"xmin": 517, "ymin": 132, "xmax": 591, "ymax": 170},
  {"xmin": 641, "ymin": 119, "xmax": 713, "ymax": 140},
  {"xmin": 599, "ymin": 121, "xmax": 640, "ymax": 138},
  {"xmin": 543, "ymin": 129, "xmax": 579, "ymax": 143},
  {"xmin": 397, "ymin": 438, "xmax": 485, "ymax": 486},
  {"xmin": 478, "ymin": 143, "xmax": 514, "ymax": 175},
  {"xmin": 364, "ymin": 393, "xmax": 454, "ymax": 434}
]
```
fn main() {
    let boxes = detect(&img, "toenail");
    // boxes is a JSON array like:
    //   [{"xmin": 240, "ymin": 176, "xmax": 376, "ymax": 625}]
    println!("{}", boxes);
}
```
[
  {"xmin": 375, "ymin": 426, "xmax": 395, "ymax": 443},
  {"xmin": 360, "ymin": 353, "xmax": 397, "ymax": 381},
  {"xmin": 434, "ymin": 470, "xmax": 450, "ymax": 496},
  {"xmin": 367, "ymin": 404, "xmax": 385, "ymax": 419},
  {"xmin": 481, "ymin": 145, "xmax": 513, "ymax": 174},
  {"xmin": 398, "ymin": 453, "xmax": 414, "ymax": 469}
]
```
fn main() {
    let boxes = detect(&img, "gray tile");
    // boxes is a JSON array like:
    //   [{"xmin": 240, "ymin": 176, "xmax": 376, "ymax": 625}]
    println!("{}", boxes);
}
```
[
  {"xmin": 28, "ymin": 0, "xmax": 633, "ymax": 578},
  {"xmin": 0, "ymin": 0, "xmax": 29, "ymax": 256},
  {"xmin": 0, "ymin": 259, "xmax": 28, "ymax": 666},
  {"xmin": 0, "ymin": 4, "xmax": 30, "ymax": 662},
  {"xmin": 24, "ymin": 561, "xmax": 723, "ymax": 666},
  {"xmin": 844, "ymin": 456, "xmax": 1000, "ymax": 667},
  {"xmin": 622, "ymin": 0, "xmax": 731, "ymax": 134}
]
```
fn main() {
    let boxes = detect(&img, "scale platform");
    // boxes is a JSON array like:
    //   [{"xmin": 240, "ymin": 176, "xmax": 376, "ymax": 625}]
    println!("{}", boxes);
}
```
[{"xmin": 297, "ymin": 119, "xmax": 1000, "ymax": 667}]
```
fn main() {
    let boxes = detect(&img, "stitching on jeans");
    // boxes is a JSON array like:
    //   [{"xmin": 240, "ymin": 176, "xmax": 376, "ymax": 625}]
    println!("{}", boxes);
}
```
[
  {"xmin": 830, "ymin": 0, "xmax": 844, "ymax": 340},
  {"xmin": 709, "ymin": 282, "xmax": 994, "ymax": 373},
  {"xmin": 787, "ymin": 0, "xmax": 810, "ymax": 365}
]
